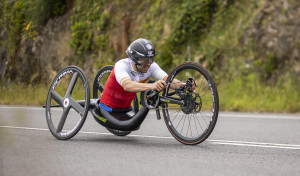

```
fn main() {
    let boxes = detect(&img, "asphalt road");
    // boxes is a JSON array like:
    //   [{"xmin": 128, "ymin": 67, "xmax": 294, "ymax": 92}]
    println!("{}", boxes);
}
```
[{"xmin": 0, "ymin": 106, "xmax": 300, "ymax": 176}]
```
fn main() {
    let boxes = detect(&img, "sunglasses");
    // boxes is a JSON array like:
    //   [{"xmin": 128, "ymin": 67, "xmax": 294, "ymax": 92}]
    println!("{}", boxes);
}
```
[{"xmin": 138, "ymin": 57, "xmax": 155, "ymax": 64}]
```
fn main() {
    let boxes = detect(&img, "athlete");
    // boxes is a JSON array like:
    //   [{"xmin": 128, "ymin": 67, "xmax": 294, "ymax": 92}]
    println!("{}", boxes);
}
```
[{"xmin": 99, "ymin": 38, "xmax": 193, "ymax": 112}]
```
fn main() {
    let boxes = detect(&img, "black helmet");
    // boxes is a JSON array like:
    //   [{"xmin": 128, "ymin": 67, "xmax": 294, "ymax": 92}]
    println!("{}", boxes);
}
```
[{"xmin": 126, "ymin": 38, "xmax": 156, "ymax": 65}]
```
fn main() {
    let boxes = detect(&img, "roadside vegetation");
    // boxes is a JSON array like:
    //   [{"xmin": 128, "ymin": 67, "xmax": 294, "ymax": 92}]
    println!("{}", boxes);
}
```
[
  {"xmin": 0, "ymin": 0, "xmax": 299, "ymax": 113},
  {"xmin": 1, "ymin": 78, "xmax": 299, "ymax": 113}
]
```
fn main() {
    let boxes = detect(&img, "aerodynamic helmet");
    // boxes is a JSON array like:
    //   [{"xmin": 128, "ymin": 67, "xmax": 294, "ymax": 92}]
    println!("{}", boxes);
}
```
[{"xmin": 126, "ymin": 38, "xmax": 156, "ymax": 65}]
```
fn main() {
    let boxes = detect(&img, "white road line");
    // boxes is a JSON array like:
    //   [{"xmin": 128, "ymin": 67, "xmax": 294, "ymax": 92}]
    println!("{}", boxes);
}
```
[
  {"xmin": 219, "ymin": 113, "xmax": 300, "ymax": 120},
  {"xmin": 0, "ymin": 126, "xmax": 49, "ymax": 131},
  {"xmin": 1, "ymin": 125, "xmax": 300, "ymax": 150},
  {"xmin": 209, "ymin": 139, "xmax": 300, "ymax": 147},
  {"xmin": 0, "ymin": 106, "xmax": 299, "ymax": 119},
  {"xmin": 209, "ymin": 142, "xmax": 300, "ymax": 150},
  {"xmin": 0, "ymin": 106, "xmax": 45, "ymax": 111}
]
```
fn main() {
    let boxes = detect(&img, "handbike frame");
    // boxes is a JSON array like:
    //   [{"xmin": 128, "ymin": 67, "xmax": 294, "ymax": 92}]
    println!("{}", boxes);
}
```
[{"xmin": 45, "ymin": 61, "xmax": 219, "ymax": 145}]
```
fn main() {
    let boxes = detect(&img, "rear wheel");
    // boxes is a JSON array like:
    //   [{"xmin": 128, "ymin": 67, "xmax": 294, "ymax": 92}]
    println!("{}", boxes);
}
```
[
  {"xmin": 162, "ymin": 62, "xmax": 219, "ymax": 145},
  {"xmin": 93, "ymin": 65, "xmax": 113, "ymax": 99},
  {"xmin": 45, "ymin": 66, "xmax": 90, "ymax": 140},
  {"xmin": 93, "ymin": 65, "xmax": 133, "ymax": 136}
]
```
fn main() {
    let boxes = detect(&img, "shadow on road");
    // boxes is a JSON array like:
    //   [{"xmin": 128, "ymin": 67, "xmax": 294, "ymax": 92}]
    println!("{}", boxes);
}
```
[{"xmin": 63, "ymin": 134, "xmax": 212, "ymax": 150}]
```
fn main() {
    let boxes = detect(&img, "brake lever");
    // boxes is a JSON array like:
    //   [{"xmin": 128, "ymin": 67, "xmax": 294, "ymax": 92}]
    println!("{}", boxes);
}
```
[
  {"xmin": 188, "ymin": 77, "xmax": 197, "ymax": 87},
  {"xmin": 186, "ymin": 77, "xmax": 197, "ymax": 92}
]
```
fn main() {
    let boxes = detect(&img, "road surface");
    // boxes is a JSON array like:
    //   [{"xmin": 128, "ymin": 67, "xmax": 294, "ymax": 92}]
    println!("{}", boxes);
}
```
[{"xmin": 0, "ymin": 106, "xmax": 299, "ymax": 176}]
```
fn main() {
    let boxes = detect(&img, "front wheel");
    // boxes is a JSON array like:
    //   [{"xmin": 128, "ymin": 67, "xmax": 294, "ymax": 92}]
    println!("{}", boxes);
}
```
[{"xmin": 162, "ymin": 62, "xmax": 219, "ymax": 145}]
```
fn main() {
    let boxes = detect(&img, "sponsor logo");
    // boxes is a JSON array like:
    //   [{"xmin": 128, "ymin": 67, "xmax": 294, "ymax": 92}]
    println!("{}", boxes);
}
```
[
  {"xmin": 148, "ymin": 51, "xmax": 154, "ymax": 56},
  {"xmin": 47, "ymin": 112, "xmax": 51, "ymax": 120},
  {"xmin": 162, "ymin": 99, "xmax": 170, "ymax": 103},
  {"xmin": 146, "ymin": 44, "xmax": 152, "ymax": 50},
  {"xmin": 98, "ymin": 70, "xmax": 111, "ymax": 82},
  {"xmin": 52, "ymin": 70, "xmax": 73, "ymax": 89},
  {"xmin": 61, "ymin": 131, "xmax": 71, "ymax": 136},
  {"xmin": 97, "ymin": 115, "xmax": 107, "ymax": 123},
  {"xmin": 63, "ymin": 98, "xmax": 69, "ymax": 108}
]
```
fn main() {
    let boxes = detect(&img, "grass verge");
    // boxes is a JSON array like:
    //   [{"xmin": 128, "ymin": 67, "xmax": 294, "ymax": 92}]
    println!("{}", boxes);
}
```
[
  {"xmin": 218, "ymin": 75, "xmax": 300, "ymax": 113},
  {"xmin": 0, "ymin": 83, "xmax": 48, "ymax": 106},
  {"xmin": 0, "ymin": 78, "xmax": 299, "ymax": 113}
]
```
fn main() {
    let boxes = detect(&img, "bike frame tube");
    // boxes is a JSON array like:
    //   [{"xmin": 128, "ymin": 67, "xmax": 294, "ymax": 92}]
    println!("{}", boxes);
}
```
[{"xmin": 158, "ymin": 94, "xmax": 182, "ymax": 105}]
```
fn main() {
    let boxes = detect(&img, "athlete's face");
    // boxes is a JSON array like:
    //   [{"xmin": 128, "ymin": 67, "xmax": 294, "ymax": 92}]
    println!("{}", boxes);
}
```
[{"xmin": 137, "ymin": 57, "xmax": 155, "ymax": 73}]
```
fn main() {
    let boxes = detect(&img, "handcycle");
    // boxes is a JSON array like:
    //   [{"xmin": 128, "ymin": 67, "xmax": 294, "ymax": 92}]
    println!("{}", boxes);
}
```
[{"xmin": 45, "ymin": 61, "xmax": 219, "ymax": 145}]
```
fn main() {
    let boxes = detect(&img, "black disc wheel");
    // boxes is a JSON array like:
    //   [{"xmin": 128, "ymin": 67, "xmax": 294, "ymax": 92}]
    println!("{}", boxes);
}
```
[
  {"xmin": 45, "ymin": 66, "xmax": 90, "ymax": 140},
  {"xmin": 162, "ymin": 62, "xmax": 219, "ymax": 145},
  {"xmin": 93, "ymin": 65, "xmax": 134, "ymax": 136}
]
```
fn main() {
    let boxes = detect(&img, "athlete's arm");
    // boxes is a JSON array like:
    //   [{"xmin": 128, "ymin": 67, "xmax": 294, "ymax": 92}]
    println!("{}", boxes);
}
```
[
  {"xmin": 170, "ymin": 78, "xmax": 196, "ymax": 90},
  {"xmin": 149, "ymin": 63, "xmax": 192, "ymax": 90},
  {"xmin": 170, "ymin": 78, "xmax": 185, "ymax": 89},
  {"xmin": 122, "ymin": 79, "xmax": 166, "ymax": 92},
  {"xmin": 122, "ymin": 76, "xmax": 194, "ymax": 92}
]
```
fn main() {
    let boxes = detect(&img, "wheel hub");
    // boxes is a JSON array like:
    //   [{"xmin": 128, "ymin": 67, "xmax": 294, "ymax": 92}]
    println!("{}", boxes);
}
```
[
  {"xmin": 63, "ymin": 98, "xmax": 69, "ymax": 108},
  {"xmin": 180, "ymin": 93, "xmax": 202, "ymax": 114},
  {"xmin": 181, "ymin": 95, "xmax": 195, "ymax": 114}
]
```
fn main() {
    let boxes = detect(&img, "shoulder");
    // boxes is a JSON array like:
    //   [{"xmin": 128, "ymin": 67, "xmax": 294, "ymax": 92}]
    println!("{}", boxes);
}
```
[
  {"xmin": 149, "ymin": 62, "xmax": 168, "ymax": 80},
  {"xmin": 114, "ymin": 58, "xmax": 132, "ymax": 84},
  {"xmin": 149, "ymin": 62, "xmax": 162, "ymax": 71},
  {"xmin": 115, "ymin": 58, "xmax": 130, "ymax": 66},
  {"xmin": 115, "ymin": 58, "xmax": 131, "ymax": 71}
]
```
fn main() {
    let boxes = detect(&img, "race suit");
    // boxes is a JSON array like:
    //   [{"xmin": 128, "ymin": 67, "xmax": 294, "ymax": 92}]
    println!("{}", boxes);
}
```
[{"xmin": 99, "ymin": 58, "xmax": 168, "ymax": 112}]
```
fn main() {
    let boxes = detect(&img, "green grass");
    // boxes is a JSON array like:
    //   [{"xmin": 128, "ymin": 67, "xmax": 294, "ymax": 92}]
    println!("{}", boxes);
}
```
[
  {"xmin": 0, "ymin": 83, "xmax": 49, "ymax": 106},
  {"xmin": 1, "ymin": 78, "xmax": 299, "ymax": 113},
  {"xmin": 0, "ymin": 81, "xmax": 88, "ymax": 106},
  {"xmin": 218, "ymin": 75, "xmax": 300, "ymax": 113}
]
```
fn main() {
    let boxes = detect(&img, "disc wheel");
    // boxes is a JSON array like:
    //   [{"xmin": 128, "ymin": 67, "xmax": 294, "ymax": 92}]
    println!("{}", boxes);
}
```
[
  {"xmin": 93, "ymin": 65, "xmax": 135, "ymax": 136},
  {"xmin": 46, "ymin": 66, "xmax": 90, "ymax": 140},
  {"xmin": 162, "ymin": 62, "xmax": 219, "ymax": 145}
]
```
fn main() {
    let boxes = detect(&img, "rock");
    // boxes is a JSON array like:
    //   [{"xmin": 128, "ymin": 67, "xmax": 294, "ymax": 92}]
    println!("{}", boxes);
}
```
[
  {"xmin": 0, "ymin": 46, "xmax": 7, "ymax": 81},
  {"xmin": 1, "ymin": 11, "xmax": 73, "ymax": 83},
  {"xmin": 241, "ymin": 0, "xmax": 300, "ymax": 75}
]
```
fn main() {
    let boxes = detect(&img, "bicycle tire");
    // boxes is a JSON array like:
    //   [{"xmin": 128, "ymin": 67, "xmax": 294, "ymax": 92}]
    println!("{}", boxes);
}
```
[
  {"xmin": 162, "ymin": 62, "xmax": 219, "ymax": 145},
  {"xmin": 45, "ymin": 66, "xmax": 90, "ymax": 140}
]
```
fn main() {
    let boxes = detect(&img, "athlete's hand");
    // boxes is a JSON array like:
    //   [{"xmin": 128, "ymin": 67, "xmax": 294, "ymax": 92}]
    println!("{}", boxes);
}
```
[
  {"xmin": 190, "ymin": 81, "xmax": 196, "ymax": 91},
  {"xmin": 152, "ymin": 80, "xmax": 167, "ymax": 92}
]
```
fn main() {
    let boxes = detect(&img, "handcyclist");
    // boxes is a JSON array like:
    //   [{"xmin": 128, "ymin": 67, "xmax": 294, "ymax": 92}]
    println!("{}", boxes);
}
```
[{"xmin": 99, "ymin": 38, "xmax": 195, "ymax": 112}]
